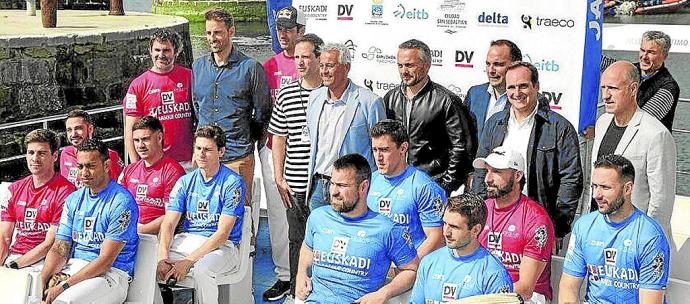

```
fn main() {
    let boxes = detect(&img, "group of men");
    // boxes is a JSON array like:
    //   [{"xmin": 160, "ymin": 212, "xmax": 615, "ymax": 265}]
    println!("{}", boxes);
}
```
[{"xmin": 0, "ymin": 4, "xmax": 681, "ymax": 304}]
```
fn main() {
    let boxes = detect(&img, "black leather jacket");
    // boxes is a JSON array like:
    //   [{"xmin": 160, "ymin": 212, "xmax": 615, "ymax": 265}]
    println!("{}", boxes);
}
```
[{"xmin": 383, "ymin": 80, "xmax": 477, "ymax": 194}]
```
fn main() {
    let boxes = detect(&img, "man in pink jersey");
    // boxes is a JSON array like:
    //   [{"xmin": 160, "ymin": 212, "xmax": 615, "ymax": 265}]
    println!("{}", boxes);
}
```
[
  {"xmin": 60, "ymin": 109, "xmax": 124, "ymax": 187},
  {"xmin": 473, "ymin": 146, "xmax": 555, "ymax": 304},
  {"xmin": 118, "ymin": 116, "xmax": 185, "ymax": 234},
  {"xmin": 1, "ymin": 129, "xmax": 76, "ymax": 271},
  {"xmin": 260, "ymin": 6, "xmax": 305, "ymax": 301},
  {"xmin": 124, "ymin": 29, "xmax": 194, "ymax": 170}
]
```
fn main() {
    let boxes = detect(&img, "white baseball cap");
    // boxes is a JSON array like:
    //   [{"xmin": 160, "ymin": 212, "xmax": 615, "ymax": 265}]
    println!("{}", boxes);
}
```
[{"xmin": 472, "ymin": 146, "xmax": 525, "ymax": 172}]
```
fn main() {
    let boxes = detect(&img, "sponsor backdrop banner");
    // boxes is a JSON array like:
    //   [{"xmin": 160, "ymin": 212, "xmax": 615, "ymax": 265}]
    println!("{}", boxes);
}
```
[{"xmin": 292, "ymin": 0, "xmax": 603, "ymax": 132}]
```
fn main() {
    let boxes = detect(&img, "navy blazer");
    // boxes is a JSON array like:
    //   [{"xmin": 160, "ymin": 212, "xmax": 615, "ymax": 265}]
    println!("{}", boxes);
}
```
[{"xmin": 464, "ymin": 83, "xmax": 492, "ymax": 136}]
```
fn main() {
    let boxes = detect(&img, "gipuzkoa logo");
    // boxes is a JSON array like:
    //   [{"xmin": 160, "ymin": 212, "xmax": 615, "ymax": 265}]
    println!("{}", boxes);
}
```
[
  {"xmin": 437, "ymin": 0, "xmax": 467, "ymax": 30},
  {"xmin": 361, "ymin": 46, "xmax": 396, "ymax": 64},
  {"xmin": 393, "ymin": 3, "xmax": 429, "ymax": 20},
  {"xmin": 541, "ymin": 91, "xmax": 564, "ymax": 110},
  {"xmin": 521, "ymin": 14, "xmax": 575, "ymax": 29},
  {"xmin": 454, "ymin": 50, "xmax": 474, "ymax": 68},
  {"xmin": 298, "ymin": 4, "xmax": 327, "ymax": 21},
  {"xmin": 477, "ymin": 11, "xmax": 508, "ymax": 26},
  {"xmin": 430, "ymin": 49, "xmax": 443, "ymax": 66},
  {"xmin": 447, "ymin": 84, "xmax": 464, "ymax": 99},
  {"xmin": 337, "ymin": 4, "xmax": 354, "ymax": 20},
  {"xmin": 523, "ymin": 54, "xmax": 560, "ymax": 72}
]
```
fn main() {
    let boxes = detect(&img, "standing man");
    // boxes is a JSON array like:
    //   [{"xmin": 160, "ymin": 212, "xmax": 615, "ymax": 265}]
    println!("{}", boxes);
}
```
[
  {"xmin": 193, "ymin": 8, "xmax": 271, "ymax": 205},
  {"xmin": 591, "ymin": 61, "xmax": 676, "ymax": 235},
  {"xmin": 157, "ymin": 126, "xmax": 245, "ymax": 304},
  {"xmin": 559, "ymin": 154, "xmax": 670, "ymax": 304},
  {"xmin": 40, "ymin": 139, "xmax": 139, "ymax": 304},
  {"xmin": 268, "ymin": 33, "xmax": 324, "ymax": 301},
  {"xmin": 383, "ymin": 39, "xmax": 476, "ymax": 195},
  {"xmin": 474, "ymin": 146, "xmax": 556, "ymax": 303},
  {"xmin": 123, "ymin": 29, "xmax": 194, "ymax": 170},
  {"xmin": 1, "ymin": 129, "xmax": 76, "ymax": 271},
  {"xmin": 61, "ymin": 109, "xmax": 124, "ymax": 187},
  {"xmin": 305, "ymin": 42, "xmax": 385, "ymax": 210},
  {"xmin": 367, "ymin": 119, "xmax": 445, "ymax": 258},
  {"xmin": 471, "ymin": 62, "xmax": 583, "ymax": 241},
  {"xmin": 601, "ymin": 31, "xmax": 680, "ymax": 131},
  {"xmin": 260, "ymin": 6, "xmax": 305, "ymax": 301},
  {"xmin": 118, "ymin": 116, "xmax": 185, "ymax": 235},
  {"xmin": 296, "ymin": 154, "xmax": 419, "ymax": 303},
  {"xmin": 464, "ymin": 40, "xmax": 522, "ymax": 136},
  {"xmin": 410, "ymin": 193, "xmax": 513, "ymax": 303}
]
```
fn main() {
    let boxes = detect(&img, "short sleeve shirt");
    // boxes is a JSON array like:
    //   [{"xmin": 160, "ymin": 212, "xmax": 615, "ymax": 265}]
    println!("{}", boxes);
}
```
[
  {"xmin": 56, "ymin": 181, "xmax": 139, "ymax": 277},
  {"xmin": 1, "ymin": 174, "xmax": 76, "ymax": 255},
  {"xmin": 563, "ymin": 208, "xmax": 670, "ymax": 303},
  {"xmin": 118, "ymin": 156, "xmax": 185, "ymax": 224},
  {"xmin": 167, "ymin": 166, "xmax": 245, "ymax": 245},
  {"xmin": 304, "ymin": 207, "xmax": 417, "ymax": 304},
  {"xmin": 123, "ymin": 65, "xmax": 194, "ymax": 162},
  {"xmin": 410, "ymin": 246, "xmax": 513, "ymax": 303},
  {"xmin": 367, "ymin": 166, "xmax": 445, "ymax": 249},
  {"xmin": 60, "ymin": 146, "xmax": 124, "ymax": 187},
  {"xmin": 479, "ymin": 195, "xmax": 556, "ymax": 299}
]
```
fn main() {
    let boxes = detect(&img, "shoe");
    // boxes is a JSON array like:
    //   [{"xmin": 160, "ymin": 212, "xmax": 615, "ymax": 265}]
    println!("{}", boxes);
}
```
[{"xmin": 263, "ymin": 280, "xmax": 291, "ymax": 301}]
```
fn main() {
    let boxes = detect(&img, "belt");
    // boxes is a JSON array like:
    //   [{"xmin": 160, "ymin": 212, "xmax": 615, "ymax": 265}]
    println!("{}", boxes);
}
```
[{"xmin": 313, "ymin": 173, "xmax": 331, "ymax": 181}]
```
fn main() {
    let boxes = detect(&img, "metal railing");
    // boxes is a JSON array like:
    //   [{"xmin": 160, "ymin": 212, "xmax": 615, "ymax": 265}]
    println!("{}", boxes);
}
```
[{"xmin": 0, "ymin": 105, "xmax": 124, "ymax": 164}]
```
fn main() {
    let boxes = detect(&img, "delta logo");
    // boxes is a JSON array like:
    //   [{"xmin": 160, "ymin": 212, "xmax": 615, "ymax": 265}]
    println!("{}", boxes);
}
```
[
  {"xmin": 393, "ymin": 3, "xmax": 429, "ymax": 20},
  {"xmin": 477, "ymin": 11, "xmax": 509, "ymax": 26},
  {"xmin": 337, "ymin": 4, "xmax": 354, "ymax": 20}
]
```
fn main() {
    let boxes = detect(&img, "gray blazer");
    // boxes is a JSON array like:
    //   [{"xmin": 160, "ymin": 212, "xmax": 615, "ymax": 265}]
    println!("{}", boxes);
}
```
[{"xmin": 591, "ymin": 108, "xmax": 676, "ymax": 232}]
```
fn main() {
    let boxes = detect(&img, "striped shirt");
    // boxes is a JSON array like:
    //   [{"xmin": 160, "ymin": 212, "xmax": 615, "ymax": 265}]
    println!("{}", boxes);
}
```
[{"xmin": 268, "ymin": 80, "xmax": 320, "ymax": 193}]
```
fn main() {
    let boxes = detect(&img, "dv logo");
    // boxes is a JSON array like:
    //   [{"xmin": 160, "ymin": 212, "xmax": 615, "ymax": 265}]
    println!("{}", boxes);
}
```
[
  {"xmin": 337, "ymin": 4, "xmax": 353, "ymax": 20},
  {"xmin": 542, "ymin": 91, "xmax": 563, "ymax": 110},
  {"xmin": 24, "ymin": 208, "xmax": 37, "ymax": 223},
  {"xmin": 487, "ymin": 232, "xmax": 502, "ymax": 250},
  {"xmin": 454, "ymin": 50, "xmax": 474, "ymax": 68},
  {"xmin": 84, "ymin": 217, "xmax": 95, "ymax": 232},
  {"xmin": 161, "ymin": 91, "xmax": 175, "ymax": 104},
  {"xmin": 442, "ymin": 283, "xmax": 458, "ymax": 301},
  {"xmin": 136, "ymin": 184, "xmax": 148, "ymax": 199},
  {"xmin": 378, "ymin": 198, "xmax": 392, "ymax": 213},
  {"xmin": 604, "ymin": 248, "xmax": 617, "ymax": 266},
  {"xmin": 197, "ymin": 200, "xmax": 209, "ymax": 213},
  {"xmin": 331, "ymin": 237, "xmax": 349, "ymax": 255}
]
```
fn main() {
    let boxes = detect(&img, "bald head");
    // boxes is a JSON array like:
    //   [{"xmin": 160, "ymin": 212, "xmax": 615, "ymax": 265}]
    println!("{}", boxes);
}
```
[
  {"xmin": 604, "ymin": 61, "xmax": 640, "ymax": 84},
  {"xmin": 600, "ymin": 61, "xmax": 639, "ymax": 122}
]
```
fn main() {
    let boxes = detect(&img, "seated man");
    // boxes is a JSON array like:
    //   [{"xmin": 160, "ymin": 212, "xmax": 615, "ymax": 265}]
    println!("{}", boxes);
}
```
[
  {"xmin": 118, "ymin": 116, "xmax": 185, "ymax": 235},
  {"xmin": 410, "ymin": 193, "xmax": 513, "ymax": 303},
  {"xmin": 296, "ymin": 154, "xmax": 419, "ymax": 304},
  {"xmin": 474, "ymin": 146, "xmax": 555, "ymax": 303},
  {"xmin": 1, "ymin": 129, "xmax": 76, "ymax": 272},
  {"xmin": 40, "ymin": 139, "xmax": 139, "ymax": 304},
  {"xmin": 367, "ymin": 119, "xmax": 445, "ymax": 258},
  {"xmin": 559, "ymin": 154, "xmax": 670, "ymax": 304},
  {"xmin": 156, "ymin": 125, "xmax": 246, "ymax": 304}
]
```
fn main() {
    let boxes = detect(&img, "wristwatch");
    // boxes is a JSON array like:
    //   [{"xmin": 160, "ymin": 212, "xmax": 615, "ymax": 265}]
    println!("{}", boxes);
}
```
[
  {"xmin": 7, "ymin": 261, "xmax": 18, "ymax": 269},
  {"xmin": 60, "ymin": 281, "xmax": 70, "ymax": 291}
]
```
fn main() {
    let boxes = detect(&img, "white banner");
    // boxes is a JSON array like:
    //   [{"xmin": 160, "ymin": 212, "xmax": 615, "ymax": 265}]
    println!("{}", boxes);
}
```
[{"xmin": 293, "ymin": 0, "xmax": 603, "ymax": 132}]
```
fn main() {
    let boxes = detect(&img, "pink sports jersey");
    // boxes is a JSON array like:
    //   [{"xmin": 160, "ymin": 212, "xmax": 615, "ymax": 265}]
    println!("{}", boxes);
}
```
[
  {"xmin": 263, "ymin": 52, "xmax": 298, "ymax": 149},
  {"xmin": 118, "ymin": 156, "xmax": 184, "ymax": 224},
  {"xmin": 60, "ymin": 145, "xmax": 124, "ymax": 187},
  {"xmin": 1, "ymin": 174, "xmax": 76, "ymax": 255},
  {"xmin": 479, "ymin": 195, "xmax": 555, "ymax": 300},
  {"xmin": 123, "ymin": 65, "xmax": 193, "ymax": 162}
]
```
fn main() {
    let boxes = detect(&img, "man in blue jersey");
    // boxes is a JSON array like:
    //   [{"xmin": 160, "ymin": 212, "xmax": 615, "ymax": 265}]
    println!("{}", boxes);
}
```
[
  {"xmin": 367, "ymin": 119, "xmax": 445, "ymax": 258},
  {"xmin": 296, "ymin": 154, "xmax": 419, "ymax": 304},
  {"xmin": 40, "ymin": 139, "xmax": 139, "ymax": 304},
  {"xmin": 559, "ymin": 154, "xmax": 670, "ymax": 304},
  {"xmin": 411, "ymin": 193, "xmax": 513, "ymax": 303},
  {"xmin": 156, "ymin": 126, "xmax": 245, "ymax": 304}
]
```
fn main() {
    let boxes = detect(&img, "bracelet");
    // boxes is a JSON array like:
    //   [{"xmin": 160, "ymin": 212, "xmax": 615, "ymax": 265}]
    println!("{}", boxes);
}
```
[{"xmin": 60, "ymin": 281, "xmax": 70, "ymax": 290}]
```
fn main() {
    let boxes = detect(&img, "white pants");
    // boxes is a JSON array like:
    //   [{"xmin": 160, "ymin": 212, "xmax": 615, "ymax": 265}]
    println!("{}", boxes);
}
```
[
  {"xmin": 168, "ymin": 233, "xmax": 239, "ymax": 304},
  {"xmin": 525, "ymin": 292, "xmax": 549, "ymax": 304},
  {"xmin": 7, "ymin": 254, "xmax": 44, "ymax": 297},
  {"xmin": 53, "ymin": 259, "xmax": 130, "ymax": 304},
  {"xmin": 259, "ymin": 145, "xmax": 290, "ymax": 281}
]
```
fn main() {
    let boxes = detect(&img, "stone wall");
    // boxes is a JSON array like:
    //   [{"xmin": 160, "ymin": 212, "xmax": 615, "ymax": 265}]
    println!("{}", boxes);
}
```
[{"xmin": 0, "ymin": 17, "xmax": 193, "ymax": 182}]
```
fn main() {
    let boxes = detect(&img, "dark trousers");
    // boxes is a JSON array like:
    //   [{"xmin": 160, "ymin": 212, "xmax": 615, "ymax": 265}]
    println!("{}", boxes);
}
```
[{"xmin": 286, "ymin": 191, "xmax": 308, "ymax": 296}]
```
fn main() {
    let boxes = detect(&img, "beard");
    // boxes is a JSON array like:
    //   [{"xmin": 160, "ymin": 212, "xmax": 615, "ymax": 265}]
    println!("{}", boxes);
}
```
[
  {"xmin": 486, "ymin": 177, "xmax": 515, "ymax": 199},
  {"xmin": 332, "ymin": 193, "xmax": 358, "ymax": 213},
  {"xmin": 600, "ymin": 195, "xmax": 625, "ymax": 216}
]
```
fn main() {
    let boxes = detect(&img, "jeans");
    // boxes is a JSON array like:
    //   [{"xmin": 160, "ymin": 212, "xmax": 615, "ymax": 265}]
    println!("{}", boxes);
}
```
[{"xmin": 308, "ymin": 176, "xmax": 331, "ymax": 211}]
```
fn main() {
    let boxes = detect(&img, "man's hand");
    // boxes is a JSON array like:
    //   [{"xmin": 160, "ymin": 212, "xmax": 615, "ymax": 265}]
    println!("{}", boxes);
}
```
[
  {"xmin": 169, "ymin": 259, "xmax": 194, "ymax": 282},
  {"xmin": 276, "ymin": 177, "xmax": 293, "ymax": 209},
  {"xmin": 157, "ymin": 259, "xmax": 174, "ymax": 281},
  {"xmin": 295, "ymin": 273, "xmax": 312, "ymax": 301},
  {"xmin": 42, "ymin": 285, "xmax": 65, "ymax": 304},
  {"xmin": 355, "ymin": 290, "xmax": 389, "ymax": 304}
]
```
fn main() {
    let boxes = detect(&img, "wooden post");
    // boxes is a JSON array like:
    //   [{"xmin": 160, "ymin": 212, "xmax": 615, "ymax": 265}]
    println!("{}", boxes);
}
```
[
  {"xmin": 109, "ymin": 0, "xmax": 125, "ymax": 16},
  {"xmin": 40, "ymin": 0, "xmax": 57, "ymax": 28}
]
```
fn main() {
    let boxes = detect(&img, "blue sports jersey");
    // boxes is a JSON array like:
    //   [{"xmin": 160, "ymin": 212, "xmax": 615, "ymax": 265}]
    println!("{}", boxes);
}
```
[
  {"xmin": 410, "ymin": 246, "xmax": 513, "ymax": 303},
  {"xmin": 304, "ymin": 206, "xmax": 417, "ymax": 304},
  {"xmin": 167, "ymin": 166, "xmax": 245, "ymax": 245},
  {"xmin": 56, "ymin": 180, "xmax": 139, "ymax": 277},
  {"xmin": 563, "ymin": 208, "xmax": 670, "ymax": 303},
  {"xmin": 367, "ymin": 166, "xmax": 445, "ymax": 248}
]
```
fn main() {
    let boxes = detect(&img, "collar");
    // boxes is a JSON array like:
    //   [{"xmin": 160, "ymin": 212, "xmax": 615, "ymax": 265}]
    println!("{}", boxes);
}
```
[
  {"xmin": 486, "ymin": 84, "xmax": 506, "ymax": 100},
  {"xmin": 399, "ymin": 77, "xmax": 432, "ymax": 101},
  {"xmin": 326, "ymin": 79, "xmax": 353, "ymax": 105},
  {"xmin": 509, "ymin": 101, "xmax": 539, "ymax": 127},
  {"xmin": 207, "ymin": 44, "xmax": 241, "ymax": 68}
]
